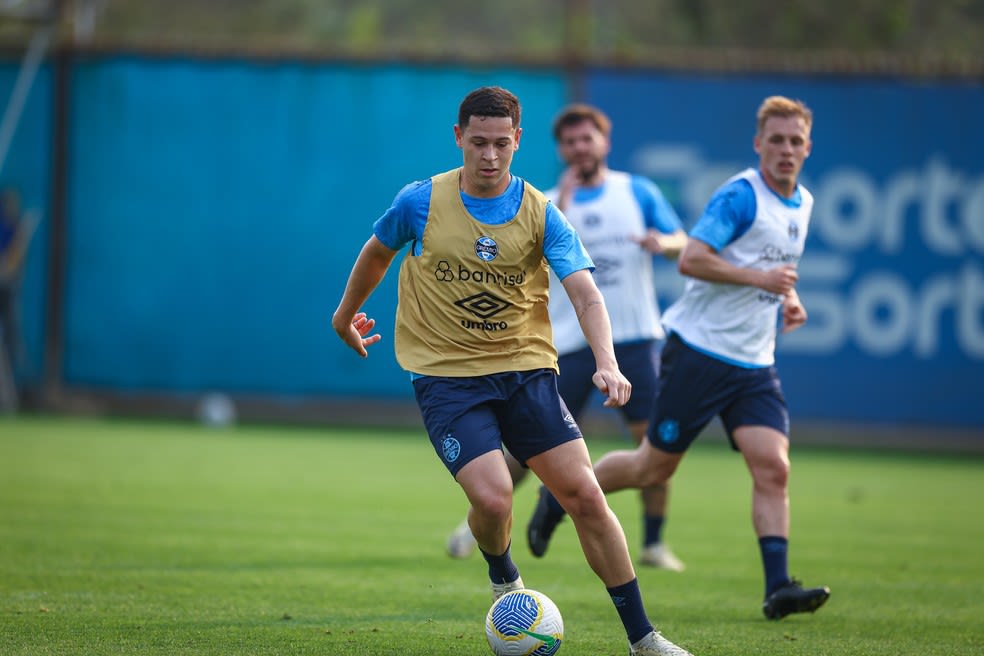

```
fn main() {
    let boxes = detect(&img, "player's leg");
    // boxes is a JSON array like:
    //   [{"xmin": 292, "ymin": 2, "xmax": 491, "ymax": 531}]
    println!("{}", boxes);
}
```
[
  {"xmin": 626, "ymin": 419, "xmax": 684, "ymax": 571},
  {"xmin": 528, "ymin": 439, "xmax": 693, "ymax": 656},
  {"xmin": 726, "ymin": 370, "xmax": 830, "ymax": 619},
  {"xmin": 512, "ymin": 345, "xmax": 604, "ymax": 557},
  {"xmin": 616, "ymin": 340, "xmax": 685, "ymax": 570},
  {"xmin": 528, "ymin": 334, "xmax": 708, "ymax": 558},
  {"xmin": 526, "ymin": 442, "xmax": 685, "ymax": 568},
  {"xmin": 446, "ymin": 447, "xmax": 526, "ymax": 559},
  {"xmin": 446, "ymin": 350, "xmax": 586, "ymax": 560},
  {"xmin": 510, "ymin": 369, "xmax": 694, "ymax": 656},
  {"xmin": 528, "ymin": 439, "xmax": 635, "ymax": 584},
  {"xmin": 413, "ymin": 375, "xmax": 524, "ymax": 599},
  {"xmin": 453, "ymin": 449, "xmax": 527, "ymax": 599},
  {"xmin": 528, "ymin": 433, "xmax": 683, "ymax": 560}
]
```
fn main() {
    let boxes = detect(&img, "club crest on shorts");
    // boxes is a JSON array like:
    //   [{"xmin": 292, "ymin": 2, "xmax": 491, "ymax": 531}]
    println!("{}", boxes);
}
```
[
  {"xmin": 475, "ymin": 236, "xmax": 498, "ymax": 262},
  {"xmin": 442, "ymin": 434, "xmax": 461, "ymax": 462},
  {"xmin": 657, "ymin": 419, "xmax": 679, "ymax": 444}
]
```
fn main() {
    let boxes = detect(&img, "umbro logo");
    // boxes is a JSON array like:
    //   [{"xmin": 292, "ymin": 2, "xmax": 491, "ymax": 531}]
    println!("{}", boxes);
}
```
[{"xmin": 454, "ymin": 291, "xmax": 512, "ymax": 319}]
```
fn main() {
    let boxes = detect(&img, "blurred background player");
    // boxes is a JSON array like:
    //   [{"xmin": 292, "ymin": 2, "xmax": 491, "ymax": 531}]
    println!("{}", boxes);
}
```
[
  {"xmin": 332, "ymin": 86, "xmax": 695, "ymax": 655},
  {"xmin": 0, "ymin": 187, "xmax": 38, "ymax": 412},
  {"xmin": 527, "ymin": 96, "xmax": 830, "ymax": 621},
  {"xmin": 447, "ymin": 103, "xmax": 689, "ymax": 571}
]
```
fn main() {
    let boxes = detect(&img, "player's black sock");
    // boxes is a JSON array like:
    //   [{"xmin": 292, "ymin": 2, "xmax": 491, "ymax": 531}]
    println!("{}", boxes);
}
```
[
  {"xmin": 544, "ymin": 490, "xmax": 566, "ymax": 520},
  {"xmin": 759, "ymin": 535, "xmax": 790, "ymax": 596},
  {"xmin": 480, "ymin": 541, "xmax": 521, "ymax": 584},
  {"xmin": 607, "ymin": 578, "xmax": 653, "ymax": 645},
  {"xmin": 643, "ymin": 515, "xmax": 665, "ymax": 546}
]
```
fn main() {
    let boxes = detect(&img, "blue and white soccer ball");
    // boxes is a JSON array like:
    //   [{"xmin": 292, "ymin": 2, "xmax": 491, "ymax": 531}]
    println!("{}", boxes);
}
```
[{"xmin": 486, "ymin": 589, "xmax": 564, "ymax": 656}]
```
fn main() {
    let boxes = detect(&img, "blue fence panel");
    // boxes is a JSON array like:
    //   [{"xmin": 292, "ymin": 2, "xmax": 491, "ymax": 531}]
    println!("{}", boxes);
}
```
[
  {"xmin": 588, "ymin": 72, "xmax": 984, "ymax": 428},
  {"xmin": 0, "ymin": 59, "xmax": 51, "ymax": 387},
  {"xmin": 47, "ymin": 56, "xmax": 984, "ymax": 429},
  {"xmin": 65, "ymin": 57, "xmax": 568, "ymax": 399}
]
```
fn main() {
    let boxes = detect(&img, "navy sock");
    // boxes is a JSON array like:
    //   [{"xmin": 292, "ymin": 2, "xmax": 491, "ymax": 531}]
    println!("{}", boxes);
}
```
[
  {"xmin": 545, "ymin": 490, "xmax": 566, "ymax": 520},
  {"xmin": 643, "ymin": 515, "xmax": 665, "ymax": 546},
  {"xmin": 480, "ymin": 541, "xmax": 521, "ymax": 585},
  {"xmin": 759, "ymin": 536, "xmax": 790, "ymax": 596},
  {"xmin": 607, "ymin": 578, "xmax": 653, "ymax": 645}
]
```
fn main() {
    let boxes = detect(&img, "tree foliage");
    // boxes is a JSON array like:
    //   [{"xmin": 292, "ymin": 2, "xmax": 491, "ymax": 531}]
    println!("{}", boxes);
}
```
[{"xmin": 2, "ymin": 0, "xmax": 982, "ymax": 70}]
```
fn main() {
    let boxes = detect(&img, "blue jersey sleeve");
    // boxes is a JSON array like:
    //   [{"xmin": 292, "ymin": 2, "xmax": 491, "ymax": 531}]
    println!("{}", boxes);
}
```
[
  {"xmin": 690, "ymin": 178, "xmax": 757, "ymax": 250},
  {"xmin": 372, "ymin": 179, "xmax": 432, "ymax": 253},
  {"xmin": 630, "ymin": 175, "xmax": 684, "ymax": 234},
  {"xmin": 543, "ymin": 202, "xmax": 593, "ymax": 281}
]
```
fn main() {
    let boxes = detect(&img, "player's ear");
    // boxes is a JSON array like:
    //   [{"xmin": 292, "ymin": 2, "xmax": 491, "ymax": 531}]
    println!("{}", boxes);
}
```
[
  {"xmin": 514, "ymin": 127, "xmax": 522, "ymax": 150},
  {"xmin": 454, "ymin": 124, "xmax": 464, "ymax": 148}
]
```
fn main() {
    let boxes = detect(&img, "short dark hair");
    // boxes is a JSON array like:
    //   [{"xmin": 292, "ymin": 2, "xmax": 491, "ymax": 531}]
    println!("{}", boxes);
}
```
[
  {"xmin": 457, "ymin": 86, "xmax": 521, "ymax": 131},
  {"xmin": 552, "ymin": 103, "xmax": 611, "ymax": 141}
]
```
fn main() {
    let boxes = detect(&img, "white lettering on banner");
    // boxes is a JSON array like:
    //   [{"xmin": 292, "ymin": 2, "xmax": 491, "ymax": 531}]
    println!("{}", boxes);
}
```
[
  {"xmin": 813, "ymin": 158, "xmax": 984, "ymax": 255},
  {"xmin": 632, "ymin": 146, "xmax": 984, "ymax": 360},
  {"xmin": 780, "ymin": 261, "xmax": 984, "ymax": 358}
]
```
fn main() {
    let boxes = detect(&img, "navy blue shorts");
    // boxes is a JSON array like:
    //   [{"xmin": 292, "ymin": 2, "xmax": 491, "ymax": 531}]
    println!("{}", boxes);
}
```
[
  {"xmin": 557, "ymin": 340, "xmax": 660, "ymax": 423},
  {"xmin": 648, "ymin": 334, "xmax": 789, "ymax": 454},
  {"xmin": 412, "ymin": 368, "xmax": 583, "ymax": 478}
]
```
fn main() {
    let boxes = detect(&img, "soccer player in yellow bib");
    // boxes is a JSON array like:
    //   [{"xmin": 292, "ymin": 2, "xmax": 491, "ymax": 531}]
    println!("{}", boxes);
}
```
[
  {"xmin": 447, "ymin": 103, "xmax": 688, "ymax": 572},
  {"xmin": 332, "ymin": 86, "xmax": 695, "ymax": 656}
]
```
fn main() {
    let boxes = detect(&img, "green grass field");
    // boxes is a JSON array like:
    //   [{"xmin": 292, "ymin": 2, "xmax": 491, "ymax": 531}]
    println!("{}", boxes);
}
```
[{"xmin": 1, "ymin": 415, "xmax": 982, "ymax": 655}]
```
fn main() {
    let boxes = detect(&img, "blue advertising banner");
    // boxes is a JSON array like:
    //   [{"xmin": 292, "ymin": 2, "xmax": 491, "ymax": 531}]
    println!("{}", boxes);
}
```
[
  {"xmin": 64, "ymin": 57, "xmax": 567, "ymax": 398},
  {"xmin": 589, "ymin": 72, "xmax": 984, "ymax": 427},
  {"xmin": 13, "ymin": 54, "xmax": 982, "ymax": 430}
]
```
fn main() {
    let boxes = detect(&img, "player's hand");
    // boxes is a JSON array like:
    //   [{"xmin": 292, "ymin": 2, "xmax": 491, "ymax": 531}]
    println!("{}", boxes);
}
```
[
  {"xmin": 554, "ymin": 166, "xmax": 580, "ymax": 212},
  {"xmin": 332, "ymin": 311, "xmax": 381, "ymax": 357},
  {"xmin": 592, "ymin": 368, "xmax": 632, "ymax": 408},
  {"xmin": 781, "ymin": 294, "xmax": 808, "ymax": 333},
  {"xmin": 758, "ymin": 265, "xmax": 799, "ymax": 296},
  {"xmin": 632, "ymin": 229, "xmax": 667, "ymax": 255}
]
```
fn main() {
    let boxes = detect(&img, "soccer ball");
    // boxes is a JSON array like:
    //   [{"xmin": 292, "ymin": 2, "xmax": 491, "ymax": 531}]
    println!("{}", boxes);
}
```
[{"xmin": 486, "ymin": 589, "xmax": 564, "ymax": 656}]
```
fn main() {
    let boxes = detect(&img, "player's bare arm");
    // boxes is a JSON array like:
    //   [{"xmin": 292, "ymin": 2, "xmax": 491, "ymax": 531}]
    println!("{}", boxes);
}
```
[
  {"xmin": 331, "ymin": 235, "xmax": 397, "ymax": 357},
  {"xmin": 678, "ymin": 238, "xmax": 798, "ymax": 295},
  {"xmin": 560, "ymin": 269, "xmax": 631, "ymax": 408}
]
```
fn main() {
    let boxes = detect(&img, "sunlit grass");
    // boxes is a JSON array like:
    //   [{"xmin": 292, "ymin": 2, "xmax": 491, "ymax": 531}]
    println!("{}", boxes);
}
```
[{"xmin": 1, "ymin": 415, "xmax": 982, "ymax": 655}]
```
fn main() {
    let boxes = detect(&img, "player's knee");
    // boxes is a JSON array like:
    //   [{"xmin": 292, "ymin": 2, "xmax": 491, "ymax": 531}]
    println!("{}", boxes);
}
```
[
  {"xmin": 752, "ymin": 455, "xmax": 789, "ymax": 491},
  {"xmin": 638, "ymin": 467, "xmax": 667, "ymax": 489},
  {"xmin": 472, "ymin": 491, "xmax": 513, "ymax": 524},
  {"xmin": 637, "ymin": 449, "xmax": 678, "ymax": 488},
  {"xmin": 557, "ymin": 482, "xmax": 608, "ymax": 521}
]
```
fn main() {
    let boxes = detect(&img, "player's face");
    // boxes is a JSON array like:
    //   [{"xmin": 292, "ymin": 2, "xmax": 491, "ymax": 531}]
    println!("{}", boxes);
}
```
[
  {"xmin": 754, "ymin": 115, "xmax": 812, "ymax": 197},
  {"xmin": 454, "ymin": 116, "xmax": 521, "ymax": 198},
  {"xmin": 557, "ymin": 120, "xmax": 610, "ymax": 183}
]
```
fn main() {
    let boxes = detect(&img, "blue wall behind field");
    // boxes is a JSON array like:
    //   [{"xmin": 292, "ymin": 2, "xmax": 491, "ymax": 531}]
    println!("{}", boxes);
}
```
[
  {"xmin": 63, "ymin": 57, "xmax": 567, "ymax": 397},
  {"xmin": 3, "ymin": 55, "xmax": 982, "ymax": 428},
  {"xmin": 588, "ymin": 72, "xmax": 984, "ymax": 426}
]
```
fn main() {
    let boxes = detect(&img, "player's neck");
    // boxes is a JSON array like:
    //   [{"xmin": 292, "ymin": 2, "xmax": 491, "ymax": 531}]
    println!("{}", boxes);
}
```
[
  {"xmin": 759, "ymin": 168, "xmax": 796, "ymax": 199},
  {"xmin": 580, "ymin": 165, "xmax": 608, "ymax": 189}
]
